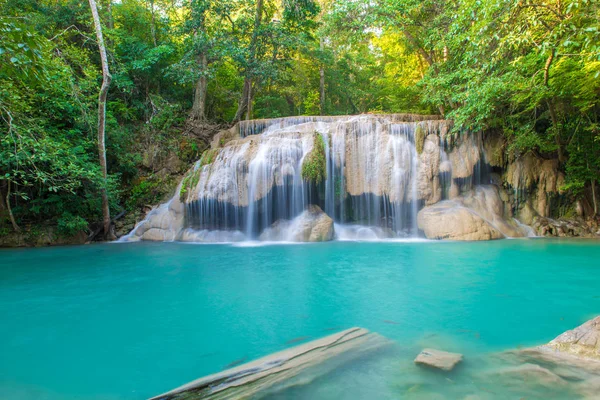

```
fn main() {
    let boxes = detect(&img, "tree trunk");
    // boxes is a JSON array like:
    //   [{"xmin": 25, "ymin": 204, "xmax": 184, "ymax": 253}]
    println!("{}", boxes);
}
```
[
  {"xmin": 592, "ymin": 179, "xmax": 598, "ymax": 217},
  {"xmin": 89, "ymin": 0, "xmax": 113, "ymax": 239},
  {"xmin": 190, "ymin": 53, "xmax": 208, "ymax": 121},
  {"xmin": 150, "ymin": 0, "xmax": 157, "ymax": 47},
  {"xmin": 319, "ymin": 38, "xmax": 325, "ymax": 115},
  {"xmin": 5, "ymin": 181, "xmax": 21, "ymax": 233},
  {"xmin": 245, "ymin": 80, "xmax": 254, "ymax": 120},
  {"xmin": 547, "ymin": 99, "xmax": 565, "ymax": 163},
  {"xmin": 232, "ymin": 0, "xmax": 263, "ymax": 123},
  {"xmin": 233, "ymin": 78, "xmax": 251, "ymax": 123},
  {"xmin": 403, "ymin": 30, "xmax": 436, "ymax": 71}
]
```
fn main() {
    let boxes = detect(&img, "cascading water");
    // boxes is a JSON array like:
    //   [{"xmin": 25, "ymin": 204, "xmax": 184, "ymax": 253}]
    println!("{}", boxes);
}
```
[
  {"xmin": 181, "ymin": 115, "xmax": 448, "ymax": 240},
  {"xmin": 123, "ymin": 114, "xmax": 534, "ymax": 242}
]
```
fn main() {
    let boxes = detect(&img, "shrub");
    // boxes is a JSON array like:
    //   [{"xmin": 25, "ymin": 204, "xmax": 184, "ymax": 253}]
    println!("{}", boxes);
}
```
[{"xmin": 57, "ymin": 212, "xmax": 88, "ymax": 237}]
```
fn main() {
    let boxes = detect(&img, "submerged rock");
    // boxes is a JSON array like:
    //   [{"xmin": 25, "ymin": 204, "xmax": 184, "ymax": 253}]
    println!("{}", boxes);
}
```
[
  {"xmin": 499, "ymin": 316, "xmax": 600, "ymax": 398},
  {"xmin": 150, "ymin": 327, "xmax": 389, "ymax": 400},
  {"xmin": 414, "ymin": 348, "xmax": 463, "ymax": 371},
  {"xmin": 259, "ymin": 205, "xmax": 334, "ymax": 242},
  {"xmin": 490, "ymin": 363, "xmax": 567, "ymax": 388}
]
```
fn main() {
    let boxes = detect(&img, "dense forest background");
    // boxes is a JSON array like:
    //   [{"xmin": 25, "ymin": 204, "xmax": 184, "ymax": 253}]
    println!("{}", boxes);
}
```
[{"xmin": 0, "ymin": 0, "xmax": 598, "ymax": 242}]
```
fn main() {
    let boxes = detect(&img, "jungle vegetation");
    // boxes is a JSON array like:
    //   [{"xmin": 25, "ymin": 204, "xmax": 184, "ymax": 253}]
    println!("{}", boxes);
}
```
[{"xmin": 0, "ymin": 0, "xmax": 598, "ymax": 239}]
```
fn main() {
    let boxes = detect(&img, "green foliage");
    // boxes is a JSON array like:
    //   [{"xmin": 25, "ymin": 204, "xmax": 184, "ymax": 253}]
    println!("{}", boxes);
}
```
[
  {"xmin": 301, "ymin": 133, "xmax": 327, "ymax": 184},
  {"xmin": 179, "ymin": 168, "xmax": 202, "ymax": 201},
  {"xmin": 57, "ymin": 212, "xmax": 88, "ymax": 237},
  {"xmin": 199, "ymin": 148, "xmax": 219, "ymax": 167},
  {"xmin": 2, "ymin": 0, "xmax": 599, "ymax": 236},
  {"xmin": 126, "ymin": 178, "xmax": 163, "ymax": 211}
]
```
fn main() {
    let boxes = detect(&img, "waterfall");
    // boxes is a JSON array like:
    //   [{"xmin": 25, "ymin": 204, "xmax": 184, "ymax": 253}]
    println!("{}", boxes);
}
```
[
  {"xmin": 124, "ymin": 114, "xmax": 530, "ymax": 242},
  {"xmin": 181, "ymin": 115, "xmax": 449, "ymax": 240}
]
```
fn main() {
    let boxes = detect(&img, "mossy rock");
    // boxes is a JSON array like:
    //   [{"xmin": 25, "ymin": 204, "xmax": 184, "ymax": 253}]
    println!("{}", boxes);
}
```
[
  {"xmin": 179, "ymin": 167, "xmax": 202, "ymax": 201},
  {"xmin": 301, "ymin": 133, "xmax": 327, "ymax": 184},
  {"xmin": 199, "ymin": 148, "xmax": 219, "ymax": 167},
  {"xmin": 415, "ymin": 124, "xmax": 426, "ymax": 154}
]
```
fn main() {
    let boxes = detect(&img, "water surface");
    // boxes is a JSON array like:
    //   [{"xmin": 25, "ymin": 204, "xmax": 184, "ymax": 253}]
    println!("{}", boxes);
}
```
[{"xmin": 1, "ymin": 239, "xmax": 599, "ymax": 399}]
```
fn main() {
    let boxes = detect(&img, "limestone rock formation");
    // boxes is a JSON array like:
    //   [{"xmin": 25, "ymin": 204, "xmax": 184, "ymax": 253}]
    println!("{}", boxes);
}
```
[
  {"xmin": 125, "ymin": 115, "xmax": 568, "ymax": 243},
  {"xmin": 505, "ymin": 153, "xmax": 565, "ymax": 218},
  {"xmin": 417, "ymin": 134, "xmax": 442, "ymax": 205},
  {"xmin": 532, "ymin": 217, "xmax": 599, "ymax": 238},
  {"xmin": 414, "ymin": 348, "xmax": 463, "ymax": 371},
  {"xmin": 447, "ymin": 132, "xmax": 481, "ymax": 179},
  {"xmin": 417, "ymin": 201, "xmax": 504, "ymax": 241},
  {"xmin": 417, "ymin": 185, "xmax": 529, "ymax": 240},
  {"xmin": 260, "ymin": 205, "xmax": 334, "ymax": 242},
  {"xmin": 123, "ymin": 194, "xmax": 184, "ymax": 242}
]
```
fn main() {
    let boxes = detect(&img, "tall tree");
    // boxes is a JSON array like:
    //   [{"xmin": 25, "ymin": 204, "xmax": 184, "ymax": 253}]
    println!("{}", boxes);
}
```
[
  {"xmin": 232, "ymin": 0, "xmax": 264, "ymax": 123},
  {"xmin": 88, "ymin": 0, "xmax": 113, "ymax": 238},
  {"xmin": 183, "ymin": 0, "xmax": 237, "ymax": 121}
]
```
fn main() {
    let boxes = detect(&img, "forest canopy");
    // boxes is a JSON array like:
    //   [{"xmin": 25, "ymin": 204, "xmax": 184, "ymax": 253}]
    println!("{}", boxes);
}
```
[{"xmin": 0, "ymin": 0, "xmax": 599, "ymax": 239}]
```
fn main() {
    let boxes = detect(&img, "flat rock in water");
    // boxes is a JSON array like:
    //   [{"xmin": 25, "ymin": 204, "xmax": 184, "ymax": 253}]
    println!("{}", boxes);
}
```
[
  {"xmin": 414, "ymin": 348, "xmax": 463, "ymax": 371},
  {"xmin": 150, "ymin": 327, "xmax": 389, "ymax": 399}
]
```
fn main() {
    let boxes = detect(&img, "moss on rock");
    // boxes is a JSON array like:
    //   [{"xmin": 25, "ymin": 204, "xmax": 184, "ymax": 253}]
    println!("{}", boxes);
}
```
[
  {"xmin": 179, "ymin": 167, "xmax": 202, "ymax": 201},
  {"xmin": 415, "ymin": 124, "xmax": 426, "ymax": 154},
  {"xmin": 301, "ymin": 133, "xmax": 327, "ymax": 184},
  {"xmin": 199, "ymin": 148, "xmax": 219, "ymax": 167}
]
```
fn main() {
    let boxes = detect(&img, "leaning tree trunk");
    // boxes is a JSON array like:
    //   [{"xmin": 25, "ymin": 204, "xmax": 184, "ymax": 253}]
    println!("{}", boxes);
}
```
[
  {"xmin": 89, "ymin": 0, "xmax": 113, "ymax": 239},
  {"xmin": 233, "ymin": 77, "xmax": 252, "ymax": 123},
  {"xmin": 592, "ymin": 179, "xmax": 598, "ymax": 217},
  {"xmin": 190, "ymin": 53, "xmax": 208, "ymax": 121}
]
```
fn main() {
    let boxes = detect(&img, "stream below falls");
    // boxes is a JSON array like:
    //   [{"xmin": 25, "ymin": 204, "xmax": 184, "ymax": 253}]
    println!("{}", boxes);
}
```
[{"xmin": 1, "ymin": 239, "xmax": 600, "ymax": 399}]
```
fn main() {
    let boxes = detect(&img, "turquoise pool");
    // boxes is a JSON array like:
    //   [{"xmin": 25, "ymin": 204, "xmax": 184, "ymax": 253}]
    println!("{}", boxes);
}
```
[{"xmin": 1, "ymin": 239, "xmax": 599, "ymax": 399}]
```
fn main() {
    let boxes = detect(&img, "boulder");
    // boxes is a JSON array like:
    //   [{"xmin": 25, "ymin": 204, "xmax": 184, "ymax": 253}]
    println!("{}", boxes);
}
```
[
  {"xmin": 417, "ymin": 201, "xmax": 504, "ymax": 241},
  {"xmin": 260, "ymin": 205, "xmax": 334, "ymax": 242},
  {"xmin": 418, "ymin": 185, "xmax": 531, "ymax": 241},
  {"xmin": 414, "ymin": 348, "xmax": 463, "ymax": 371},
  {"xmin": 291, "ymin": 205, "xmax": 335, "ymax": 242}
]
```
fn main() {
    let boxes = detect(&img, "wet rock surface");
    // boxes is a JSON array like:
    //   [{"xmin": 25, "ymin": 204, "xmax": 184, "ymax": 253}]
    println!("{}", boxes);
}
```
[{"xmin": 414, "ymin": 348, "xmax": 463, "ymax": 371}]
